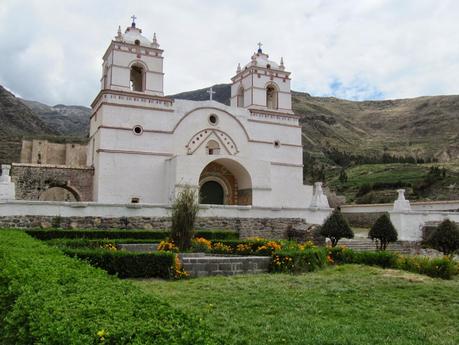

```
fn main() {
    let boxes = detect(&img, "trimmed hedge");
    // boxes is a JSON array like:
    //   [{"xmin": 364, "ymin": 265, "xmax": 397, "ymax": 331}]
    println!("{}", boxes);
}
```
[
  {"xmin": 25, "ymin": 228, "xmax": 238, "ymax": 241},
  {"xmin": 0, "ymin": 230, "xmax": 215, "ymax": 344},
  {"xmin": 328, "ymin": 246, "xmax": 458, "ymax": 279},
  {"xmin": 63, "ymin": 248, "xmax": 175, "ymax": 279},
  {"xmin": 47, "ymin": 238, "xmax": 163, "ymax": 248},
  {"xmin": 270, "ymin": 246, "xmax": 458, "ymax": 279}
]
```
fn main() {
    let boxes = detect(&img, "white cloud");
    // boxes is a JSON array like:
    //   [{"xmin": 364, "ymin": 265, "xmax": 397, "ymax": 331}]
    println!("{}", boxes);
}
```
[{"xmin": 0, "ymin": 0, "xmax": 458, "ymax": 105}]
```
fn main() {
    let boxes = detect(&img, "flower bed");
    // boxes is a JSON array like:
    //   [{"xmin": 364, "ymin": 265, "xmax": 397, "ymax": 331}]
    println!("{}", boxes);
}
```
[
  {"xmin": 271, "ymin": 245, "xmax": 458, "ymax": 279},
  {"xmin": 0, "ymin": 230, "xmax": 215, "ymax": 344}
]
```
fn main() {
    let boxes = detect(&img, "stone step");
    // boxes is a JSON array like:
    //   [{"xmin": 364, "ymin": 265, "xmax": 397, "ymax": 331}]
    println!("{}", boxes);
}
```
[
  {"xmin": 179, "ymin": 254, "xmax": 270, "ymax": 277},
  {"xmin": 338, "ymin": 240, "xmax": 412, "ymax": 254}
]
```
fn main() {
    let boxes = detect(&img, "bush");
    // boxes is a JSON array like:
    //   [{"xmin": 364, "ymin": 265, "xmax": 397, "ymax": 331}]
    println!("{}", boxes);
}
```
[
  {"xmin": 63, "ymin": 248, "xmax": 176, "ymax": 279},
  {"xmin": 426, "ymin": 219, "xmax": 459, "ymax": 256},
  {"xmin": 26, "ymin": 228, "xmax": 238, "ymax": 241},
  {"xmin": 319, "ymin": 209, "xmax": 354, "ymax": 247},
  {"xmin": 170, "ymin": 186, "xmax": 200, "ymax": 251},
  {"xmin": 368, "ymin": 214, "xmax": 398, "ymax": 250},
  {"xmin": 270, "ymin": 248, "xmax": 328, "ymax": 273},
  {"xmin": 328, "ymin": 246, "xmax": 458, "ymax": 279},
  {"xmin": 0, "ymin": 230, "xmax": 215, "ymax": 344},
  {"xmin": 396, "ymin": 255, "xmax": 458, "ymax": 279}
]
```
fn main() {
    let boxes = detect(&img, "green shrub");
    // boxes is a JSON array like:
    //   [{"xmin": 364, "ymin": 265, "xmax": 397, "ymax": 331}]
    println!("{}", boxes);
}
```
[
  {"xmin": 368, "ymin": 213, "xmax": 398, "ymax": 250},
  {"xmin": 170, "ymin": 186, "xmax": 200, "ymax": 251},
  {"xmin": 426, "ymin": 219, "xmax": 459, "ymax": 256},
  {"xmin": 396, "ymin": 255, "xmax": 458, "ymax": 279},
  {"xmin": 63, "ymin": 248, "xmax": 175, "ymax": 279},
  {"xmin": 328, "ymin": 246, "xmax": 458, "ymax": 279},
  {"xmin": 270, "ymin": 248, "xmax": 328, "ymax": 273},
  {"xmin": 319, "ymin": 209, "xmax": 354, "ymax": 247},
  {"xmin": 0, "ymin": 230, "xmax": 215, "ymax": 344}
]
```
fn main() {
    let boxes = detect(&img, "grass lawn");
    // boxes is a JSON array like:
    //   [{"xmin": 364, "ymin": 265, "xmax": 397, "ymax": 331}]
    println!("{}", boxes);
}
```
[{"xmin": 134, "ymin": 265, "xmax": 459, "ymax": 345}]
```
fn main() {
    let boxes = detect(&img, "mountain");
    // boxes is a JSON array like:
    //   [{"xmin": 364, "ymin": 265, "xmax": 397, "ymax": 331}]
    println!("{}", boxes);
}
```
[
  {"xmin": 172, "ymin": 84, "xmax": 459, "ymax": 163},
  {"xmin": 21, "ymin": 100, "xmax": 90, "ymax": 137},
  {"xmin": 1, "ymin": 83, "xmax": 458, "ymax": 167},
  {"xmin": 0, "ymin": 86, "xmax": 58, "ymax": 164}
]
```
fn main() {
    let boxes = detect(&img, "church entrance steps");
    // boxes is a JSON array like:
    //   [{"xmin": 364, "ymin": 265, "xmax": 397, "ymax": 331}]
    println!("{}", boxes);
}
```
[
  {"xmin": 337, "ymin": 239, "xmax": 414, "ymax": 254},
  {"xmin": 179, "ymin": 253, "xmax": 270, "ymax": 278}
]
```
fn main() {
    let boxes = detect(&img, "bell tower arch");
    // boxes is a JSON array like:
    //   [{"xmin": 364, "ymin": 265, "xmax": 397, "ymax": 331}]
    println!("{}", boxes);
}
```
[
  {"xmin": 230, "ymin": 44, "xmax": 292, "ymax": 114},
  {"xmin": 100, "ymin": 17, "xmax": 164, "ymax": 96}
]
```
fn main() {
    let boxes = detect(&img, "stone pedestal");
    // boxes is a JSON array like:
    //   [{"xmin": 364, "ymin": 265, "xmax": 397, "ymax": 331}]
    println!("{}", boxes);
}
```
[
  {"xmin": 309, "ymin": 182, "xmax": 330, "ymax": 209},
  {"xmin": 393, "ymin": 189, "xmax": 411, "ymax": 211},
  {"xmin": 0, "ymin": 164, "xmax": 16, "ymax": 200}
]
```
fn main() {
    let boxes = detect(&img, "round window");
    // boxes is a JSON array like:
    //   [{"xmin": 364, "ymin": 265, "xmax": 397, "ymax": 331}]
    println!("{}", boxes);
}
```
[
  {"xmin": 133, "ymin": 125, "xmax": 143, "ymax": 135},
  {"xmin": 208, "ymin": 114, "xmax": 218, "ymax": 126}
]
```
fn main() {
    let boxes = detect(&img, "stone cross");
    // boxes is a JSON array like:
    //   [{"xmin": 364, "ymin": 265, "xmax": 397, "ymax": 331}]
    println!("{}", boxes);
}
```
[
  {"xmin": 131, "ymin": 15, "xmax": 137, "ymax": 23},
  {"xmin": 257, "ymin": 42, "xmax": 263, "ymax": 50},
  {"xmin": 207, "ymin": 87, "xmax": 216, "ymax": 101}
]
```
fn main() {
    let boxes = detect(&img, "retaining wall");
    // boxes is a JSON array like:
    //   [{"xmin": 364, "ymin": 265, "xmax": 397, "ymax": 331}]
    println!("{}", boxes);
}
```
[{"xmin": 0, "ymin": 200, "xmax": 331, "ymax": 240}]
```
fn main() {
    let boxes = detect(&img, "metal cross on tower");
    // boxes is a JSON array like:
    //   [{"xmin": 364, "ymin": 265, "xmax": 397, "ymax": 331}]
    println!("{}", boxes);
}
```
[
  {"xmin": 131, "ymin": 15, "xmax": 137, "ymax": 24},
  {"xmin": 257, "ymin": 42, "xmax": 263, "ymax": 50},
  {"xmin": 207, "ymin": 87, "xmax": 216, "ymax": 101}
]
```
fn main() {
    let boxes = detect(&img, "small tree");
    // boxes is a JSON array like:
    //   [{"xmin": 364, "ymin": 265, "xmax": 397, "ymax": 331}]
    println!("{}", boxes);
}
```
[
  {"xmin": 319, "ymin": 209, "xmax": 354, "ymax": 247},
  {"xmin": 368, "ymin": 213, "xmax": 398, "ymax": 250},
  {"xmin": 427, "ymin": 219, "xmax": 459, "ymax": 256},
  {"xmin": 170, "ymin": 186, "xmax": 200, "ymax": 251}
]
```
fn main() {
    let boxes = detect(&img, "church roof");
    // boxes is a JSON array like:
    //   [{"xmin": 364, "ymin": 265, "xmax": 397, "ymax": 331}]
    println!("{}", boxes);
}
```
[
  {"xmin": 245, "ymin": 51, "xmax": 280, "ymax": 70},
  {"xmin": 115, "ymin": 18, "xmax": 160, "ymax": 48}
]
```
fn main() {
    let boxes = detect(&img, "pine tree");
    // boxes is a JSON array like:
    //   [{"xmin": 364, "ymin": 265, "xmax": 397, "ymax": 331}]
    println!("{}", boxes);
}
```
[
  {"xmin": 427, "ymin": 219, "xmax": 459, "ymax": 256},
  {"xmin": 319, "ymin": 209, "xmax": 354, "ymax": 247},
  {"xmin": 368, "ymin": 214, "xmax": 398, "ymax": 250}
]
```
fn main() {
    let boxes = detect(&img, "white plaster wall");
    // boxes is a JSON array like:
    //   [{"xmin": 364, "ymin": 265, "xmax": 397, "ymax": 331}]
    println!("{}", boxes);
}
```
[
  {"xmin": 390, "ymin": 211, "xmax": 459, "ymax": 241},
  {"xmin": 270, "ymin": 164, "xmax": 312, "ymax": 208},
  {"xmin": 95, "ymin": 153, "xmax": 167, "ymax": 204},
  {"xmin": 92, "ymin": 98, "xmax": 315, "ymax": 209},
  {"xmin": 341, "ymin": 201, "xmax": 459, "ymax": 214},
  {"xmin": 0, "ymin": 200, "xmax": 331, "ymax": 224}
]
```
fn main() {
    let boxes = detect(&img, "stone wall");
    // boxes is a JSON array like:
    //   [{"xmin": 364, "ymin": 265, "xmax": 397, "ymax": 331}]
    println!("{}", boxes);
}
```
[
  {"xmin": 20, "ymin": 140, "xmax": 87, "ymax": 167},
  {"xmin": 180, "ymin": 254, "xmax": 270, "ymax": 277},
  {"xmin": 11, "ymin": 163, "xmax": 93, "ymax": 201},
  {"xmin": 342, "ymin": 212, "xmax": 385, "ymax": 228},
  {"xmin": 0, "ymin": 215, "xmax": 320, "ymax": 241}
]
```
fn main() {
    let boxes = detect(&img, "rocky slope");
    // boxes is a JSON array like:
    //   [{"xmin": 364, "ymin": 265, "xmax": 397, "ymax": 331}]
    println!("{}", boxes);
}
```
[
  {"xmin": 173, "ymin": 84, "xmax": 459, "ymax": 163},
  {"xmin": 21, "ymin": 100, "xmax": 90, "ymax": 137},
  {"xmin": 1, "ymin": 83, "xmax": 458, "ymax": 167}
]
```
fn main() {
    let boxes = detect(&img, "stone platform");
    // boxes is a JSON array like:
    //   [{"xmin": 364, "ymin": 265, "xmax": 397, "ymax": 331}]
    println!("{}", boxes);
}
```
[{"xmin": 180, "ymin": 253, "xmax": 270, "ymax": 277}]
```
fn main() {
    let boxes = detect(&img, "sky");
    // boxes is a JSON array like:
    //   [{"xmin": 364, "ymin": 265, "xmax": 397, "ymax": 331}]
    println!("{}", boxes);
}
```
[{"xmin": 1, "ymin": 0, "xmax": 458, "ymax": 106}]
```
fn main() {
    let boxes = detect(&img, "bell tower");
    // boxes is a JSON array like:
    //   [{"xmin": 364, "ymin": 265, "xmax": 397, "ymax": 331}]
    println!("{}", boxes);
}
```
[
  {"xmin": 100, "ymin": 16, "xmax": 164, "ymax": 96},
  {"xmin": 230, "ymin": 43, "xmax": 292, "ymax": 114}
]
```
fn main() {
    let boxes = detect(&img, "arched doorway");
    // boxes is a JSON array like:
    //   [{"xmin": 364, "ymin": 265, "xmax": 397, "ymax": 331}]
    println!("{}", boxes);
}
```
[
  {"xmin": 39, "ymin": 186, "xmax": 80, "ymax": 202},
  {"xmin": 199, "ymin": 159, "xmax": 252, "ymax": 205},
  {"xmin": 200, "ymin": 181, "xmax": 224, "ymax": 204}
]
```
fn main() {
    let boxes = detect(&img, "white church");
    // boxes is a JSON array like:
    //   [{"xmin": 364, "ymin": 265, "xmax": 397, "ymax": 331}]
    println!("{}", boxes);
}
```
[
  {"xmin": 0, "ymin": 18, "xmax": 332, "ymax": 232},
  {"xmin": 88, "ymin": 19, "xmax": 328, "ymax": 210}
]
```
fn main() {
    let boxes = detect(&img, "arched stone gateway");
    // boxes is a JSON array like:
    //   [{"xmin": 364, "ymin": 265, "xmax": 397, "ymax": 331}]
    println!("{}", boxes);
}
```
[
  {"xmin": 199, "ymin": 159, "xmax": 252, "ymax": 205},
  {"xmin": 39, "ymin": 186, "xmax": 80, "ymax": 202}
]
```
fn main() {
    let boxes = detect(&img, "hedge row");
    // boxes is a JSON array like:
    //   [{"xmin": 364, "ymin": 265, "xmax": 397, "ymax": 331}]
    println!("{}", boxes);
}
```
[
  {"xmin": 329, "ymin": 246, "xmax": 458, "ymax": 279},
  {"xmin": 47, "ymin": 238, "xmax": 163, "ymax": 248},
  {"xmin": 25, "ymin": 228, "xmax": 238, "ymax": 240},
  {"xmin": 270, "ymin": 247, "xmax": 458, "ymax": 279},
  {"xmin": 63, "ymin": 248, "xmax": 176, "ymax": 279},
  {"xmin": 0, "ymin": 230, "xmax": 215, "ymax": 344}
]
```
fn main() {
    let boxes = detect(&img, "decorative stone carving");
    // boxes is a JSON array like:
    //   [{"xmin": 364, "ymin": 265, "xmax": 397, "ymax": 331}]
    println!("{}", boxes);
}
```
[
  {"xmin": 393, "ymin": 189, "xmax": 411, "ymax": 211},
  {"xmin": 309, "ymin": 182, "xmax": 330, "ymax": 209}
]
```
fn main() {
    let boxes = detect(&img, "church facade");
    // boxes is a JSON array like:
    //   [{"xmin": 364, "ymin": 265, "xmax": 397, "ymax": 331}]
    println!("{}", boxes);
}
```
[{"xmin": 88, "ymin": 20, "xmax": 323, "ymax": 210}]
